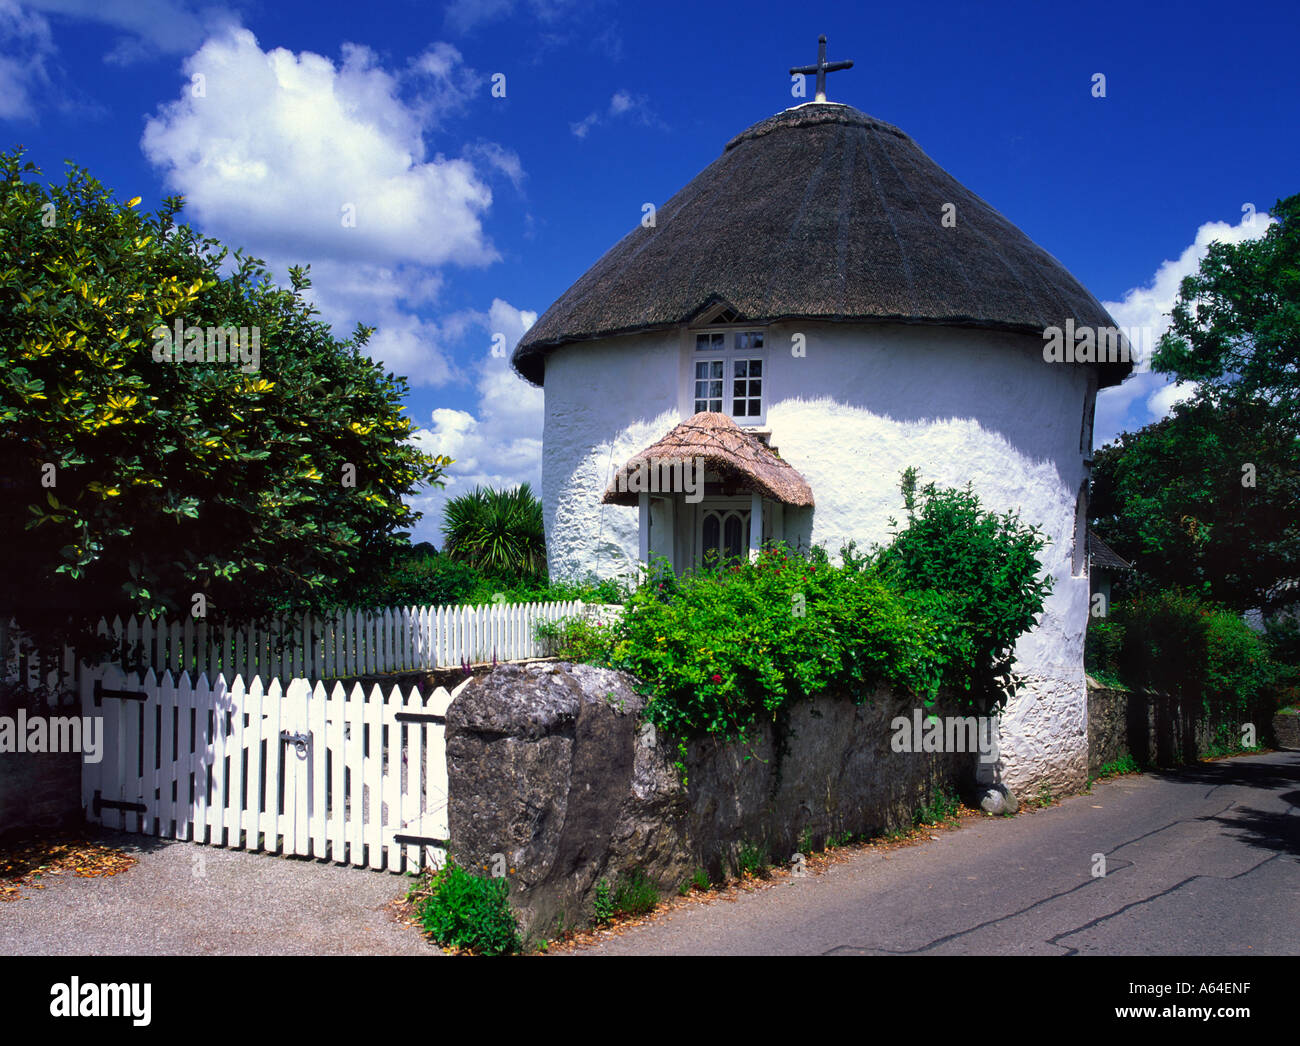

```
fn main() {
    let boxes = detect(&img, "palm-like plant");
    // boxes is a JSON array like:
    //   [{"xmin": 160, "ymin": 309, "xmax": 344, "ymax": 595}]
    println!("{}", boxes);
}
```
[{"xmin": 440, "ymin": 483, "xmax": 547, "ymax": 579}]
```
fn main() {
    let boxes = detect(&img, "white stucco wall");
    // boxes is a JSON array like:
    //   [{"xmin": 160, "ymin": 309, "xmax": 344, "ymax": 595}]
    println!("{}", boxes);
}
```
[{"xmin": 539, "ymin": 321, "xmax": 1097, "ymax": 795}]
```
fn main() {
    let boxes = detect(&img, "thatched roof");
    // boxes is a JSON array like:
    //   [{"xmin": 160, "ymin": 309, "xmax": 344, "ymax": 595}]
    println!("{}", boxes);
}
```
[
  {"xmin": 515, "ymin": 102, "xmax": 1130, "ymax": 389},
  {"xmin": 1088, "ymin": 528, "xmax": 1133, "ymax": 572},
  {"xmin": 602, "ymin": 413, "xmax": 814, "ymax": 507}
]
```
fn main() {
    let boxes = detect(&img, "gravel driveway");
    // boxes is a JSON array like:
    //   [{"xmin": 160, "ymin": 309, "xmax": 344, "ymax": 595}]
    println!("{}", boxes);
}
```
[{"xmin": 0, "ymin": 829, "xmax": 437, "ymax": 956}]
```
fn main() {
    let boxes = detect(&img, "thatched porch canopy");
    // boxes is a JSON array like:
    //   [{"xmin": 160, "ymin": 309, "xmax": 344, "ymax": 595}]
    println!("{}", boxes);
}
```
[{"xmin": 602, "ymin": 412, "xmax": 814, "ymax": 507}]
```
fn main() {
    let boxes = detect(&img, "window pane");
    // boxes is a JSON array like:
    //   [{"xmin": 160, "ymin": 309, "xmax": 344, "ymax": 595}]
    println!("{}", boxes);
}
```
[
  {"xmin": 732, "ymin": 399, "xmax": 743, "ymax": 415},
  {"xmin": 724, "ymin": 514, "xmax": 746, "ymax": 558},
  {"xmin": 749, "ymin": 380, "xmax": 761, "ymax": 396},
  {"xmin": 709, "ymin": 398, "xmax": 721, "ymax": 412},
  {"xmin": 734, "ymin": 359, "xmax": 748, "ymax": 378},
  {"xmin": 750, "ymin": 332, "xmax": 763, "ymax": 349},
  {"xmin": 712, "ymin": 333, "xmax": 725, "ymax": 350},
  {"xmin": 709, "ymin": 380, "xmax": 722, "ymax": 397},
  {"xmin": 702, "ymin": 512, "xmax": 720, "ymax": 553},
  {"xmin": 695, "ymin": 381, "xmax": 707, "ymax": 397},
  {"xmin": 695, "ymin": 361, "xmax": 709, "ymax": 379},
  {"xmin": 733, "ymin": 380, "xmax": 746, "ymax": 397},
  {"xmin": 696, "ymin": 334, "xmax": 709, "ymax": 351},
  {"xmin": 710, "ymin": 361, "xmax": 724, "ymax": 378},
  {"xmin": 749, "ymin": 359, "xmax": 762, "ymax": 376}
]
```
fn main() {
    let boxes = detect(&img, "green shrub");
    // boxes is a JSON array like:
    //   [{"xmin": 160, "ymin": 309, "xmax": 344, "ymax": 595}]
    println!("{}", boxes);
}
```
[
  {"xmin": 914, "ymin": 787, "xmax": 962, "ymax": 826},
  {"xmin": 534, "ymin": 614, "xmax": 616, "ymax": 662},
  {"xmin": 592, "ymin": 878, "xmax": 614, "ymax": 924},
  {"xmin": 416, "ymin": 859, "xmax": 520, "ymax": 955},
  {"xmin": 611, "ymin": 868, "xmax": 659, "ymax": 916},
  {"xmin": 1264, "ymin": 616, "xmax": 1300, "ymax": 710},
  {"xmin": 369, "ymin": 542, "xmax": 629, "ymax": 609},
  {"xmin": 876, "ymin": 468, "xmax": 1053, "ymax": 706},
  {"xmin": 1096, "ymin": 752, "xmax": 1139, "ymax": 778},
  {"xmin": 599, "ymin": 544, "xmax": 961, "ymax": 741},
  {"xmin": 1204, "ymin": 606, "xmax": 1275, "ymax": 719},
  {"xmin": 379, "ymin": 550, "xmax": 485, "ymax": 607},
  {"xmin": 592, "ymin": 869, "xmax": 658, "ymax": 923},
  {"xmin": 1118, "ymin": 587, "xmax": 1278, "ymax": 733},
  {"xmin": 733, "ymin": 840, "xmax": 770, "ymax": 878},
  {"xmin": 1085, "ymin": 618, "xmax": 1127, "ymax": 688}
]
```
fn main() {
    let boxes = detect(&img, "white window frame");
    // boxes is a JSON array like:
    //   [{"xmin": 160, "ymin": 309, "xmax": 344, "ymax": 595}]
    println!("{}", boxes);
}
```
[{"xmin": 684, "ymin": 324, "xmax": 768, "ymax": 425}]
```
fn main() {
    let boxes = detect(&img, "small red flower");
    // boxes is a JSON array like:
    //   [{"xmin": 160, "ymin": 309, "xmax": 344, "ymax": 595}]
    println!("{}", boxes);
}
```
[{"xmin": 711, "ymin": 674, "xmax": 722, "ymax": 683}]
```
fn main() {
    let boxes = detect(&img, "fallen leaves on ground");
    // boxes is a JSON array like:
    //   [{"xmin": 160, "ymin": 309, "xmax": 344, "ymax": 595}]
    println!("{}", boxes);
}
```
[{"xmin": 0, "ymin": 835, "xmax": 138, "ymax": 902}]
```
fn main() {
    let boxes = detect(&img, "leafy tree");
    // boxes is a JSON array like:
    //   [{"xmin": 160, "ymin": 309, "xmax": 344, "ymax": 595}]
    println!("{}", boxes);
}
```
[
  {"xmin": 0, "ymin": 149, "xmax": 451, "ymax": 650},
  {"xmin": 1153, "ymin": 193, "xmax": 1300, "ymax": 416},
  {"xmin": 440, "ymin": 483, "xmax": 546, "ymax": 579},
  {"xmin": 1092, "ymin": 192, "xmax": 1300, "ymax": 614},
  {"xmin": 1090, "ymin": 400, "xmax": 1299, "ymax": 612}
]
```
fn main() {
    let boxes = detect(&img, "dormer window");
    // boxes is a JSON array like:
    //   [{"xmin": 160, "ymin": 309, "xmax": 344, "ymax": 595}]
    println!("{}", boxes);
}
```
[{"xmin": 690, "ymin": 328, "xmax": 766, "ymax": 422}]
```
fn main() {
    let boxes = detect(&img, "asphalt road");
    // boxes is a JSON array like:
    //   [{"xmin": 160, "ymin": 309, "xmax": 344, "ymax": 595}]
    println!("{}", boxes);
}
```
[{"xmin": 574, "ymin": 750, "xmax": 1300, "ymax": 955}]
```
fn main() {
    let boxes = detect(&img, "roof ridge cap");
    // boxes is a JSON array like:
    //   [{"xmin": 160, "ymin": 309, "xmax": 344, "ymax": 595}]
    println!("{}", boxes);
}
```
[{"xmin": 724, "ymin": 104, "xmax": 908, "ymax": 152}]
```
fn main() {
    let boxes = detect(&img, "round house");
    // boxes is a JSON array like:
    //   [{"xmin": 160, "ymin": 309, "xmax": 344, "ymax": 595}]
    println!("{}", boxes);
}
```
[{"xmin": 513, "ymin": 101, "xmax": 1132, "ymax": 794}]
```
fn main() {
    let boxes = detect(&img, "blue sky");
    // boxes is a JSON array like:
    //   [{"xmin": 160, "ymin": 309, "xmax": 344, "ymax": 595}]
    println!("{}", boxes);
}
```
[{"xmin": 4, "ymin": 0, "xmax": 1298, "ymax": 544}]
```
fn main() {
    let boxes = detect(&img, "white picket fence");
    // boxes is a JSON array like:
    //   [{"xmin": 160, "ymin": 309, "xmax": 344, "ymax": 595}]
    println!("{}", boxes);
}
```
[
  {"xmin": 5, "ymin": 600, "xmax": 618, "ymax": 697},
  {"xmin": 82, "ymin": 662, "xmax": 467, "ymax": 872}
]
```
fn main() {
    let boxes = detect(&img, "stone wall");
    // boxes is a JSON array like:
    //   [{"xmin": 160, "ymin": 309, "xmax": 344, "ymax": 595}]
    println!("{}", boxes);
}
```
[
  {"xmin": 0, "ymin": 689, "xmax": 85, "ymax": 841},
  {"xmin": 1274, "ymin": 711, "xmax": 1300, "ymax": 750},
  {"xmin": 1086, "ymin": 680, "xmax": 1262, "ymax": 773},
  {"xmin": 0, "ymin": 748, "xmax": 83, "ymax": 842},
  {"xmin": 446, "ymin": 661, "xmax": 976, "ymax": 940}
]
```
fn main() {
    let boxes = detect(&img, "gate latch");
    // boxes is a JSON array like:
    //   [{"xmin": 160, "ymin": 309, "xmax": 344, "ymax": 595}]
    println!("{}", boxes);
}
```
[{"xmin": 279, "ymin": 730, "xmax": 311, "ymax": 756}]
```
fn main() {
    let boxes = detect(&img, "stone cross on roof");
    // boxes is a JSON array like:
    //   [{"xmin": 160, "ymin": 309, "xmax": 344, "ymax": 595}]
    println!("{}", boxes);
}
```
[{"xmin": 789, "ymin": 35, "xmax": 854, "ymax": 103}]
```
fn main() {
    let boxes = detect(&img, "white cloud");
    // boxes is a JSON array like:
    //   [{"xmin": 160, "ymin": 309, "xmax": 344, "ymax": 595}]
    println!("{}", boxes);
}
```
[
  {"xmin": 142, "ymin": 29, "xmax": 496, "ymax": 270},
  {"xmin": 1145, "ymin": 379, "xmax": 1197, "ymax": 418},
  {"xmin": 569, "ymin": 111, "xmax": 599, "ymax": 138},
  {"xmin": 570, "ymin": 88, "xmax": 663, "ymax": 138},
  {"xmin": 408, "ymin": 299, "xmax": 543, "ymax": 543},
  {"xmin": 140, "ymin": 27, "xmax": 517, "ymax": 384},
  {"xmin": 0, "ymin": 0, "xmax": 55, "ymax": 120},
  {"xmin": 21, "ymin": 0, "xmax": 239, "ymax": 64},
  {"xmin": 1095, "ymin": 208, "xmax": 1276, "ymax": 444},
  {"xmin": 444, "ymin": 0, "xmax": 583, "ymax": 35},
  {"xmin": 461, "ymin": 140, "xmax": 525, "ymax": 192}
]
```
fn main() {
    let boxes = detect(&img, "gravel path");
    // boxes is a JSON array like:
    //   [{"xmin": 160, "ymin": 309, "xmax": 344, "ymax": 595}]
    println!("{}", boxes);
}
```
[{"xmin": 0, "ymin": 829, "xmax": 437, "ymax": 956}]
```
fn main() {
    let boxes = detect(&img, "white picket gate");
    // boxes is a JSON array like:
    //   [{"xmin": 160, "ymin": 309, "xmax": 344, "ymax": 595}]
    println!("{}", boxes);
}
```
[{"xmin": 81, "ymin": 663, "xmax": 467, "ymax": 873}]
